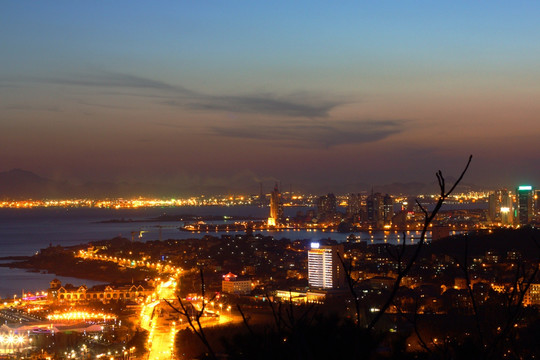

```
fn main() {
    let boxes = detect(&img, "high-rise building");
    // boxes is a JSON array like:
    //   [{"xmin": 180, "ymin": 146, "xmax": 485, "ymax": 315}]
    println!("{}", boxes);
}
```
[
  {"xmin": 383, "ymin": 194, "xmax": 393, "ymax": 226},
  {"xmin": 517, "ymin": 185, "xmax": 534, "ymax": 225},
  {"xmin": 267, "ymin": 183, "xmax": 283, "ymax": 226},
  {"xmin": 308, "ymin": 242, "xmax": 345, "ymax": 289},
  {"xmin": 500, "ymin": 190, "xmax": 513, "ymax": 226},
  {"xmin": 367, "ymin": 192, "xmax": 385, "ymax": 228},
  {"xmin": 488, "ymin": 192, "xmax": 500, "ymax": 222},
  {"xmin": 346, "ymin": 193, "xmax": 361, "ymax": 220},
  {"xmin": 317, "ymin": 193, "xmax": 337, "ymax": 221},
  {"xmin": 488, "ymin": 189, "xmax": 513, "ymax": 225}
]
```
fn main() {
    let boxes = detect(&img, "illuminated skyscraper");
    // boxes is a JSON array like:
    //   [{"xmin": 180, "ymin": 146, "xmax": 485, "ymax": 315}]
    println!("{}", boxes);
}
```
[
  {"xmin": 367, "ymin": 192, "xmax": 385, "ymax": 228},
  {"xmin": 308, "ymin": 243, "xmax": 345, "ymax": 289},
  {"xmin": 267, "ymin": 183, "xmax": 283, "ymax": 226},
  {"xmin": 517, "ymin": 185, "xmax": 534, "ymax": 225},
  {"xmin": 488, "ymin": 192, "xmax": 500, "ymax": 222},
  {"xmin": 383, "ymin": 194, "xmax": 394, "ymax": 226},
  {"xmin": 499, "ymin": 190, "xmax": 513, "ymax": 226},
  {"xmin": 489, "ymin": 189, "xmax": 513, "ymax": 225},
  {"xmin": 317, "ymin": 193, "xmax": 337, "ymax": 221},
  {"xmin": 346, "ymin": 193, "xmax": 361, "ymax": 220}
]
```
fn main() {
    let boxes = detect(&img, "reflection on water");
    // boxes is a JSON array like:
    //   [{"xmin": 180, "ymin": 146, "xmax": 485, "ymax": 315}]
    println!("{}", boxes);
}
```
[{"xmin": 0, "ymin": 206, "xmax": 464, "ymax": 297}]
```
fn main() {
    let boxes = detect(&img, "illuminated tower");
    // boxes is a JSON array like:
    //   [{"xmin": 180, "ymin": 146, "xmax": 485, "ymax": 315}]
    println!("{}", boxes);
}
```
[
  {"xmin": 499, "ymin": 190, "xmax": 513, "ymax": 226},
  {"xmin": 267, "ymin": 183, "xmax": 283, "ymax": 226},
  {"xmin": 383, "ymin": 194, "xmax": 394, "ymax": 226},
  {"xmin": 317, "ymin": 193, "xmax": 337, "ymax": 222},
  {"xmin": 367, "ymin": 192, "xmax": 384, "ymax": 228},
  {"xmin": 308, "ymin": 243, "xmax": 345, "ymax": 289},
  {"xmin": 488, "ymin": 192, "xmax": 500, "ymax": 222},
  {"xmin": 346, "ymin": 193, "xmax": 361, "ymax": 219},
  {"xmin": 517, "ymin": 185, "xmax": 534, "ymax": 225},
  {"xmin": 489, "ymin": 189, "xmax": 512, "ymax": 224}
]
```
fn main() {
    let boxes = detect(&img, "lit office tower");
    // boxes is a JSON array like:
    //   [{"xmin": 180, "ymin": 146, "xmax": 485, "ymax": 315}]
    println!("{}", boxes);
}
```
[
  {"xmin": 347, "ymin": 193, "xmax": 361, "ymax": 219},
  {"xmin": 488, "ymin": 192, "xmax": 500, "ymax": 222},
  {"xmin": 267, "ymin": 183, "xmax": 283, "ymax": 226},
  {"xmin": 317, "ymin": 193, "xmax": 337, "ymax": 221},
  {"xmin": 367, "ymin": 192, "xmax": 384, "ymax": 228},
  {"xmin": 499, "ymin": 190, "xmax": 513, "ymax": 226},
  {"xmin": 517, "ymin": 185, "xmax": 534, "ymax": 225},
  {"xmin": 308, "ymin": 243, "xmax": 345, "ymax": 289},
  {"xmin": 488, "ymin": 189, "xmax": 512, "ymax": 224},
  {"xmin": 383, "ymin": 194, "xmax": 394, "ymax": 226}
]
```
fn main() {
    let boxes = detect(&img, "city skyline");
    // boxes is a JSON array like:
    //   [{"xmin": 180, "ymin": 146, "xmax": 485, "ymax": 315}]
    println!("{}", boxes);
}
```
[{"xmin": 2, "ymin": 2, "xmax": 540, "ymax": 193}]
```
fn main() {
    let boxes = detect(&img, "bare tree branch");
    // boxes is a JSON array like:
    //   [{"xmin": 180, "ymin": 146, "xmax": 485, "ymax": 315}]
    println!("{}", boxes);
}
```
[
  {"xmin": 458, "ymin": 236, "xmax": 485, "ymax": 350},
  {"xmin": 237, "ymin": 304, "xmax": 255, "ymax": 336},
  {"xmin": 367, "ymin": 155, "xmax": 473, "ymax": 331},
  {"xmin": 487, "ymin": 262, "xmax": 539, "ymax": 358},
  {"xmin": 337, "ymin": 252, "xmax": 362, "ymax": 326},
  {"xmin": 164, "ymin": 268, "xmax": 217, "ymax": 360}
]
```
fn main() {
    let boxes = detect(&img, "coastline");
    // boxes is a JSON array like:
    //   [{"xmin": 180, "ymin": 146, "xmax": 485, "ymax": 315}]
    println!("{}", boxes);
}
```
[
  {"xmin": 0, "ymin": 244, "xmax": 155, "ymax": 285},
  {"xmin": 0, "ymin": 266, "xmax": 106, "ymax": 299}
]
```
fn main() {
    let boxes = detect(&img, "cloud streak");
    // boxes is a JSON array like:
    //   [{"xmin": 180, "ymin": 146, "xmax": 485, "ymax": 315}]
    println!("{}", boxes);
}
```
[
  {"xmin": 32, "ymin": 71, "xmax": 191, "ymax": 93},
  {"xmin": 18, "ymin": 71, "xmax": 347, "ymax": 118},
  {"xmin": 211, "ymin": 119, "xmax": 407, "ymax": 148},
  {"xmin": 185, "ymin": 94, "xmax": 343, "ymax": 118}
]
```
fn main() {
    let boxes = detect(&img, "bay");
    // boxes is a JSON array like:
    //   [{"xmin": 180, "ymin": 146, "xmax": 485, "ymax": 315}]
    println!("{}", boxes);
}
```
[{"xmin": 0, "ymin": 205, "xmax": 462, "ymax": 298}]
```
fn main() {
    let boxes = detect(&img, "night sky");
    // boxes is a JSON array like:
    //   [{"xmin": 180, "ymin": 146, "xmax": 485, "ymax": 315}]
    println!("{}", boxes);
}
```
[{"xmin": 2, "ymin": 2, "xmax": 539, "ymax": 194}]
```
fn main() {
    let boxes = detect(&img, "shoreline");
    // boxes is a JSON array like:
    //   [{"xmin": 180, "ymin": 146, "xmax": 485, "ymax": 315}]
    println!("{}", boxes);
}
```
[
  {"xmin": 0, "ymin": 245, "xmax": 155, "ymax": 285},
  {"xmin": 0, "ymin": 266, "xmax": 107, "ymax": 299},
  {"xmin": 0, "ymin": 261, "xmax": 107, "ymax": 284}
]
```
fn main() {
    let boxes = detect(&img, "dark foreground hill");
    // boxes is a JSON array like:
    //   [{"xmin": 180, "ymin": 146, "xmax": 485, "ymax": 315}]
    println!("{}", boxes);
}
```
[{"xmin": 425, "ymin": 227, "xmax": 540, "ymax": 261}]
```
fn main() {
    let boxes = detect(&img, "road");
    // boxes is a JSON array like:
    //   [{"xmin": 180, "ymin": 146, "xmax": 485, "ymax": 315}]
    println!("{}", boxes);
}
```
[
  {"xmin": 139, "ymin": 277, "xmax": 242, "ymax": 359},
  {"xmin": 138, "ymin": 278, "xmax": 178, "ymax": 360}
]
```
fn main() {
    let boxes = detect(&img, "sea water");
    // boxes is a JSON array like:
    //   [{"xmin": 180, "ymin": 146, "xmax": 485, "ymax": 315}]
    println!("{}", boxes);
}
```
[{"xmin": 0, "ymin": 205, "xmax": 455, "ymax": 298}]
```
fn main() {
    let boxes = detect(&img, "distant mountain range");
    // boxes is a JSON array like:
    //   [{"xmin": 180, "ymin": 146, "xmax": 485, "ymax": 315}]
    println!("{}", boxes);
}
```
[
  {"xmin": 0, "ymin": 169, "xmax": 480, "ymax": 199},
  {"xmin": 0, "ymin": 169, "xmax": 168, "ymax": 199}
]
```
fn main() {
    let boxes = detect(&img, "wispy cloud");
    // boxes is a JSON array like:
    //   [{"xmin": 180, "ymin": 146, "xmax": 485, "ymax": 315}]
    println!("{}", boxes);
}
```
[
  {"xmin": 18, "ymin": 71, "xmax": 347, "ymax": 118},
  {"xmin": 211, "ymin": 119, "xmax": 408, "ymax": 148},
  {"xmin": 164, "ymin": 92, "xmax": 343, "ymax": 118},
  {"xmin": 186, "ymin": 94, "xmax": 343, "ymax": 118},
  {"xmin": 31, "ymin": 71, "xmax": 191, "ymax": 93}
]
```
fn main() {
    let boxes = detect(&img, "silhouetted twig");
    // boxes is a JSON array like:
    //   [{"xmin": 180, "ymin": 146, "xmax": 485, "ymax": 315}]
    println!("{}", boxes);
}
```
[
  {"xmin": 367, "ymin": 155, "xmax": 472, "ymax": 331},
  {"xmin": 337, "ymin": 252, "xmax": 362, "ymax": 326},
  {"xmin": 164, "ymin": 268, "xmax": 217, "ymax": 360},
  {"xmin": 237, "ymin": 304, "xmax": 255, "ymax": 336}
]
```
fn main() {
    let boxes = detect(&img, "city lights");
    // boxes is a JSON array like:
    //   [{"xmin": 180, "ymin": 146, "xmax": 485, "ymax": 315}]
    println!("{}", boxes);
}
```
[
  {"xmin": 46, "ymin": 311, "xmax": 116, "ymax": 321},
  {"xmin": 0, "ymin": 333, "xmax": 26, "ymax": 346}
]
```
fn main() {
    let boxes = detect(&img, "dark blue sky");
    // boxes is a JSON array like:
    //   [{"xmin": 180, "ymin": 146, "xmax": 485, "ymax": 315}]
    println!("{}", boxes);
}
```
[{"xmin": 1, "ymin": 1, "xmax": 539, "ymax": 193}]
